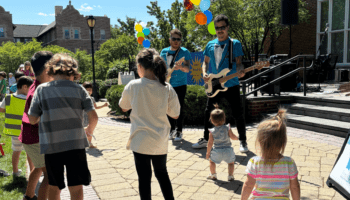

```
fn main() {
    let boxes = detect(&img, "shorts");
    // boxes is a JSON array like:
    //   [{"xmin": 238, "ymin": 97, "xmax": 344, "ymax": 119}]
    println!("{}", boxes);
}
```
[
  {"xmin": 23, "ymin": 143, "xmax": 45, "ymax": 168},
  {"xmin": 45, "ymin": 149, "xmax": 91, "ymax": 190},
  {"xmin": 210, "ymin": 147, "xmax": 236, "ymax": 164},
  {"xmin": 11, "ymin": 136, "xmax": 23, "ymax": 152}
]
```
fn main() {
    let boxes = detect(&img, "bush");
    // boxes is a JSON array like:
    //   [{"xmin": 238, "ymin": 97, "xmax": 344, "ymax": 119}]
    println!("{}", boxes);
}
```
[
  {"xmin": 106, "ymin": 67, "xmax": 120, "ymax": 79},
  {"xmin": 105, "ymin": 85, "xmax": 129, "ymax": 116},
  {"xmin": 99, "ymin": 78, "xmax": 118, "ymax": 98}
]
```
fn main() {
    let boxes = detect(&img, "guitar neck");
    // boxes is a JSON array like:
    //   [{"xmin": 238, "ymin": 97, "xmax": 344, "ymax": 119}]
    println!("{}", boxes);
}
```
[{"xmin": 219, "ymin": 65, "xmax": 257, "ymax": 83}]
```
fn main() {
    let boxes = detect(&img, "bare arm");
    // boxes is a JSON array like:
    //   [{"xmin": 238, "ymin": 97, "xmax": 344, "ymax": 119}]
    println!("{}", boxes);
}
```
[
  {"xmin": 121, "ymin": 108, "xmax": 130, "ymax": 112},
  {"xmin": 228, "ymin": 128, "xmax": 238, "ymax": 140},
  {"xmin": 0, "ymin": 108, "xmax": 4, "ymax": 113},
  {"xmin": 290, "ymin": 178, "xmax": 300, "ymax": 200},
  {"xmin": 202, "ymin": 56, "xmax": 211, "ymax": 83},
  {"xmin": 206, "ymin": 132, "xmax": 214, "ymax": 159},
  {"xmin": 28, "ymin": 115, "xmax": 40, "ymax": 125},
  {"xmin": 86, "ymin": 110, "xmax": 98, "ymax": 135},
  {"xmin": 236, "ymin": 56, "xmax": 245, "ymax": 78},
  {"xmin": 94, "ymin": 102, "xmax": 108, "ymax": 109},
  {"xmin": 241, "ymin": 175, "xmax": 256, "ymax": 200}
]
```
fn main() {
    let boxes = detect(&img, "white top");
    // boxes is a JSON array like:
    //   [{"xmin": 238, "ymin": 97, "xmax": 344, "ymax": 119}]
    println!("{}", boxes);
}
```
[
  {"xmin": 119, "ymin": 78, "xmax": 180, "ymax": 155},
  {"xmin": 8, "ymin": 77, "xmax": 16, "ymax": 86},
  {"xmin": 0, "ymin": 92, "xmax": 27, "ymax": 108}
]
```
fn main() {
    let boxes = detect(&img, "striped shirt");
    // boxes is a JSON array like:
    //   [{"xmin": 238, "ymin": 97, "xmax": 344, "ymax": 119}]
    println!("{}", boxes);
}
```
[
  {"xmin": 28, "ymin": 80, "xmax": 95, "ymax": 154},
  {"xmin": 246, "ymin": 156, "xmax": 298, "ymax": 199}
]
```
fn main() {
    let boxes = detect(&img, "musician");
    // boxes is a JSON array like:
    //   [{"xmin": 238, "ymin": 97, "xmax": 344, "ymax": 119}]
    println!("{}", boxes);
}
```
[
  {"xmin": 160, "ymin": 29, "xmax": 192, "ymax": 142},
  {"xmin": 192, "ymin": 14, "xmax": 248, "ymax": 153}
]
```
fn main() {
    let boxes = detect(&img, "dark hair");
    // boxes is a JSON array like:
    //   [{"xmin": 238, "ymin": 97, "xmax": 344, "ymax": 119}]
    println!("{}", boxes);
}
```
[
  {"xmin": 0, "ymin": 71, "xmax": 7, "ymax": 79},
  {"xmin": 46, "ymin": 53, "xmax": 79, "ymax": 78},
  {"xmin": 83, "ymin": 81, "xmax": 93, "ymax": 89},
  {"xmin": 210, "ymin": 104, "xmax": 225, "ymax": 126},
  {"xmin": 24, "ymin": 61, "xmax": 31, "ymax": 66},
  {"xmin": 214, "ymin": 14, "xmax": 229, "ymax": 27},
  {"xmin": 136, "ymin": 48, "xmax": 167, "ymax": 86},
  {"xmin": 15, "ymin": 71, "xmax": 25, "ymax": 80},
  {"xmin": 31, "ymin": 51, "xmax": 53, "ymax": 76},
  {"xmin": 169, "ymin": 29, "xmax": 182, "ymax": 38},
  {"xmin": 17, "ymin": 76, "xmax": 34, "ymax": 89}
]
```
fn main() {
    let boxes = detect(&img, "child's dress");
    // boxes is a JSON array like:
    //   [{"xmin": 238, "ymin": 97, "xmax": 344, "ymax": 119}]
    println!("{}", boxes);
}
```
[
  {"xmin": 246, "ymin": 156, "xmax": 298, "ymax": 199},
  {"xmin": 209, "ymin": 124, "xmax": 235, "ymax": 164}
]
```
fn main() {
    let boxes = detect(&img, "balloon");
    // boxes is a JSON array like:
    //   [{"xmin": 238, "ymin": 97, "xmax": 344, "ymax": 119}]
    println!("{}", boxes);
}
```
[
  {"xmin": 204, "ymin": 10, "xmax": 212, "ymax": 24},
  {"xmin": 143, "ymin": 39, "xmax": 151, "ymax": 48},
  {"xmin": 200, "ymin": 0, "xmax": 210, "ymax": 12},
  {"xmin": 184, "ymin": 0, "xmax": 194, "ymax": 11},
  {"xmin": 137, "ymin": 32, "xmax": 145, "ymax": 38},
  {"xmin": 195, "ymin": 13, "xmax": 207, "ymax": 25},
  {"xmin": 208, "ymin": 21, "xmax": 216, "ymax": 35},
  {"xmin": 143, "ymin": 28, "xmax": 150, "ymax": 36},
  {"xmin": 135, "ymin": 24, "xmax": 143, "ymax": 32},
  {"xmin": 190, "ymin": 0, "xmax": 201, "ymax": 6},
  {"xmin": 137, "ymin": 37, "xmax": 144, "ymax": 45}
]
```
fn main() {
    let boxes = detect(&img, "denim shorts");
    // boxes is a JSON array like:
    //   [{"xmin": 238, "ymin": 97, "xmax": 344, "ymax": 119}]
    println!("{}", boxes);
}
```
[{"xmin": 210, "ymin": 147, "xmax": 235, "ymax": 164}]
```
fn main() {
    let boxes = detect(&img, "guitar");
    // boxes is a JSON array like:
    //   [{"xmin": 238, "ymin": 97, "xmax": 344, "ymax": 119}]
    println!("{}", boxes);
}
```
[
  {"xmin": 166, "ymin": 57, "xmax": 185, "ymax": 82},
  {"xmin": 205, "ymin": 61, "xmax": 270, "ymax": 98}
]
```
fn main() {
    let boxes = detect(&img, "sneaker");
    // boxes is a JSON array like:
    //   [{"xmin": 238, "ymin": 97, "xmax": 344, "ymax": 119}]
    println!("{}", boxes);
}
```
[
  {"xmin": 169, "ymin": 130, "xmax": 176, "ymax": 140},
  {"xmin": 192, "ymin": 138, "xmax": 208, "ymax": 149},
  {"xmin": 228, "ymin": 175, "xmax": 235, "ymax": 181},
  {"xmin": 240, "ymin": 141, "xmax": 249, "ymax": 153},
  {"xmin": 0, "ymin": 169, "xmax": 9, "ymax": 177},
  {"xmin": 207, "ymin": 173, "xmax": 217, "ymax": 180},
  {"xmin": 13, "ymin": 169, "xmax": 22, "ymax": 177},
  {"xmin": 174, "ymin": 131, "xmax": 183, "ymax": 142}
]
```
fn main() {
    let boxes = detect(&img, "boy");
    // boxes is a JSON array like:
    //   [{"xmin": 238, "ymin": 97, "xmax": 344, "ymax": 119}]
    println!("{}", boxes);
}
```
[
  {"xmin": 28, "ymin": 53, "xmax": 98, "ymax": 200},
  {"xmin": 0, "ymin": 76, "xmax": 34, "ymax": 177},
  {"xmin": 0, "ymin": 72, "xmax": 7, "ymax": 101},
  {"xmin": 10, "ymin": 71, "xmax": 25, "ymax": 94},
  {"xmin": 82, "ymin": 81, "xmax": 108, "ymax": 148}
]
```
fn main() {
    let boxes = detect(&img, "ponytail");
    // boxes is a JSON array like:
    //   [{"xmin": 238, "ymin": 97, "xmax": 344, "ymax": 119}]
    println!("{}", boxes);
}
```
[{"xmin": 152, "ymin": 55, "xmax": 167, "ymax": 85}]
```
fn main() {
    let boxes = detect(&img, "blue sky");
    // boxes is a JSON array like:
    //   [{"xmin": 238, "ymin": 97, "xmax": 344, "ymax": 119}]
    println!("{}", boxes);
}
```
[{"xmin": 1, "ymin": 0, "xmax": 174, "ymax": 26}]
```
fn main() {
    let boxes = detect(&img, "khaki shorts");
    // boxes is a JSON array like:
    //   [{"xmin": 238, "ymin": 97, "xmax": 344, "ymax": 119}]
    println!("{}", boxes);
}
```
[
  {"xmin": 23, "ymin": 143, "xmax": 45, "ymax": 168},
  {"xmin": 11, "ymin": 136, "xmax": 23, "ymax": 151}
]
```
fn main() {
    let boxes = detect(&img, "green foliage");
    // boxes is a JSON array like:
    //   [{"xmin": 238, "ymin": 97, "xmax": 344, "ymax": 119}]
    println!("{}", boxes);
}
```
[
  {"xmin": 99, "ymin": 78, "xmax": 118, "ymax": 98},
  {"xmin": 105, "ymin": 85, "xmax": 129, "ymax": 116}
]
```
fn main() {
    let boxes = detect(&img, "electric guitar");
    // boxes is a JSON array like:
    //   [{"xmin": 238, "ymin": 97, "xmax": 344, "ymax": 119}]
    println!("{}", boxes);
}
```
[
  {"xmin": 166, "ymin": 57, "xmax": 185, "ymax": 82},
  {"xmin": 205, "ymin": 61, "xmax": 270, "ymax": 98}
]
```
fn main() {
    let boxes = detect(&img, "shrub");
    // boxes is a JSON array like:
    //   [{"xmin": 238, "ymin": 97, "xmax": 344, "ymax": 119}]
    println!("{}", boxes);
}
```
[
  {"xmin": 106, "ymin": 67, "xmax": 120, "ymax": 79},
  {"xmin": 105, "ymin": 85, "xmax": 129, "ymax": 116},
  {"xmin": 99, "ymin": 78, "xmax": 118, "ymax": 98}
]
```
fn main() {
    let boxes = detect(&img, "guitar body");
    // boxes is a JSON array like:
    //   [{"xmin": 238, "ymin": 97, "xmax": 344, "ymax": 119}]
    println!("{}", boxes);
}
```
[{"xmin": 205, "ymin": 68, "xmax": 230, "ymax": 98}]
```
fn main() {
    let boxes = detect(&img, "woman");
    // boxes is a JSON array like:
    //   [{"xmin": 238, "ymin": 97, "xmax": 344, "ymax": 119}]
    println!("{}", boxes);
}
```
[{"xmin": 20, "ymin": 61, "xmax": 35, "ymax": 79}]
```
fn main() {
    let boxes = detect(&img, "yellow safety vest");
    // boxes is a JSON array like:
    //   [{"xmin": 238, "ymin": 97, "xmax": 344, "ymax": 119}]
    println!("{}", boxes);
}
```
[{"xmin": 4, "ymin": 94, "xmax": 26, "ymax": 137}]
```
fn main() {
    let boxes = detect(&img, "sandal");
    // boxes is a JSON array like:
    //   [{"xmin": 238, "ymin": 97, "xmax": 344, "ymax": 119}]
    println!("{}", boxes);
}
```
[{"xmin": 23, "ymin": 195, "xmax": 38, "ymax": 200}]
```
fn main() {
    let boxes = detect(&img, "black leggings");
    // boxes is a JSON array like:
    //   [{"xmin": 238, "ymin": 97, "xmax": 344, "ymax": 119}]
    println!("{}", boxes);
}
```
[
  {"xmin": 168, "ymin": 85, "xmax": 187, "ymax": 132},
  {"xmin": 133, "ymin": 152, "xmax": 174, "ymax": 200}
]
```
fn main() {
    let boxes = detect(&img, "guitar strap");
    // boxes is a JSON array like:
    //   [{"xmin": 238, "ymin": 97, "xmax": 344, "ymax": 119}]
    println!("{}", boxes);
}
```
[{"xmin": 167, "ymin": 48, "xmax": 181, "ymax": 69}]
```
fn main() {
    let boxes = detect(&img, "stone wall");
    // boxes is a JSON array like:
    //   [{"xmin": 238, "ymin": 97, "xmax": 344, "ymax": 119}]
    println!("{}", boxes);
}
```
[{"xmin": 0, "ymin": 6, "xmax": 13, "ymax": 44}]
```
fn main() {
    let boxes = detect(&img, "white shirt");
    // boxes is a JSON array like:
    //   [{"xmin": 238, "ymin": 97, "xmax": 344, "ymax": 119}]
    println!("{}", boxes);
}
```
[
  {"xmin": 119, "ymin": 78, "xmax": 180, "ymax": 155},
  {"xmin": 8, "ymin": 77, "xmax": 16, "ymax": 87},
  {"xmin": 0, "ymin": 92, "xmax": 27, "ymax": 108}
]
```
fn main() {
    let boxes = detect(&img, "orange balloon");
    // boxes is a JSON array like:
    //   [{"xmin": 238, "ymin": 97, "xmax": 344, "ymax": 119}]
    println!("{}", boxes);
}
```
[
  {"xmin": 137, "ymin": 37, "xmax": 144, "ymax": 45},
  {"xmin": 195, "ymin": 12, "xmax": 207, "ymax": 25}
]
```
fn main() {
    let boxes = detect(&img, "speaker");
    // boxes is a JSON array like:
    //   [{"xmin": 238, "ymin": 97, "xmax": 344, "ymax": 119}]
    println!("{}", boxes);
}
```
[{"xmin": 281, "ymin": 0, "xmax": 299, "ymax": 25}]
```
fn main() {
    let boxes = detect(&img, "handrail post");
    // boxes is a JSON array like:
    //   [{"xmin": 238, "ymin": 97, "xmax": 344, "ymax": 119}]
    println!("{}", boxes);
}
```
[
  {"xmin": 242, "ymin": 82, "xmax": 246, "ymax": 119},
  {"xmin": 303, "ymin": 56, "xmax": 306, "ymax": 96}
]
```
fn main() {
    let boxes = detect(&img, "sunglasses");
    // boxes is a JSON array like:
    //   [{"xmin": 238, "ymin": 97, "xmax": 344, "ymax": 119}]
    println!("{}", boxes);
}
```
[
  {"xmin": 215, "ymin": 25, "xmax": 227, "ymax": 31},
  {"xmin": 171, "ymin": 37, "xmax": 181, "ymax": 42}
]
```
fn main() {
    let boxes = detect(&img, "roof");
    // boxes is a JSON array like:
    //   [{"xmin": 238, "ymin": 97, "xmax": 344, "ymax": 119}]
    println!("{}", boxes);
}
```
[
  {"xmin": 13, "ymin": 25, "xmax": 47, "ymax": 38},
  {"xmin": 38, "ymin": 21, "xmax": 56, "ymax": 37}
]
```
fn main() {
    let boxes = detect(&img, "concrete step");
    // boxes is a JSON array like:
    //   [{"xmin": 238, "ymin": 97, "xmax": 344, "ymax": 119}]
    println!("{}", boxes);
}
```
[
  {"xmin": 287, "ymin": 103, "xmax": 350, "ymax": 123},
  {"xmin": 295, "ymin": 96, "xmax": 350, "ymax": 109}
]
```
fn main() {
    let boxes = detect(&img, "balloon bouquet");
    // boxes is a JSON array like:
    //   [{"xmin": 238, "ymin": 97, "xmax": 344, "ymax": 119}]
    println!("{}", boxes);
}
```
[{"xmin": 184, "ymin": 0, "xmax": 216, "ymax": 35}]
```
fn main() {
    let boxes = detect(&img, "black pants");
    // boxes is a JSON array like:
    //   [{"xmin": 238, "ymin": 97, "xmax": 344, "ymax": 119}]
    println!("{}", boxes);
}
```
[
  {"xmin": 204, "ymin": 85, "xmax": 246, "ymax": 141},
  {"xmin": 133, "ymin": 152, "xmax": 174, "ymax": 200},
  {"xmin": 168, "ymin": 85, "xmax": 187, "ymax": 132}
]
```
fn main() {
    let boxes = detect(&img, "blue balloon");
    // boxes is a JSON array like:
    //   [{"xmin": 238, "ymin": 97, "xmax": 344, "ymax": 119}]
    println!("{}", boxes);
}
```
[
  {"xmin": 143, "ymin": 28, "xmax": 150, "ymax": 36},
  {"xmin": 200, "ymin": 0, "xmax": 210, "ymax": 12},
  {"xmin": 143, "ymin": 39, "xmax": 151, "ymax": 48},
  {"xmin": 204, "ymin": 10, "xmax": 212, "ymax": 24}
]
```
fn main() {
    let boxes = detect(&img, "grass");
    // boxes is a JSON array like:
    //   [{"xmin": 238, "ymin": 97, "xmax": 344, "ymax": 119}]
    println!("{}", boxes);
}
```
[{"xmin": 0, "ymin": 112, "xmax": 28, "ymax": 200}]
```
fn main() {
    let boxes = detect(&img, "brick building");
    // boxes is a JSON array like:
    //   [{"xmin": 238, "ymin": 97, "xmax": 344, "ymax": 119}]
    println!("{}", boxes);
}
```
[{"xmin": 0, "ymin": 1, "xmax": 110, "ymax": 53}]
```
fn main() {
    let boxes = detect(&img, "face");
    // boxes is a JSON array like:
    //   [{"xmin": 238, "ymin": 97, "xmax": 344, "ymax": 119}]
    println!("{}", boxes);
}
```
[
  {"xmin": 169, "ymin": 33, "xmax": 181, "ymax": 49},
  {"xmin": 86, "ymin": 88, "xmax": 93, "ymax": 96},
  {"xmin": 9, "ymin": 74, "xmax": 12, "ymax": 78},
  {"xmin": 214, "ymin": 21, "xmax": 229, "ymax": 41},
  {"xmin": 25, "ymin": 65, "xmax": 30, "ymax": 70}
]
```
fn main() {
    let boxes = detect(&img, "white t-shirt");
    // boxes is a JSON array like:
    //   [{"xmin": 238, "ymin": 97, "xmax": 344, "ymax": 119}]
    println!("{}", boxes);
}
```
[
  {"xmin": 119, "ymin": 78, "xmax": 180, "ymax": 155},
  {"xmin": 0, "ymin": 92, "xmax": 27, "ymax": 108}
]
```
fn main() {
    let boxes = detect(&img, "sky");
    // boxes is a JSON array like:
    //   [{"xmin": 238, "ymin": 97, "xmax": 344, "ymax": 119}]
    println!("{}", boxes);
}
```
[{"xmin": 1, "ymin": 0, "xmax": 175, "ymax": 26}]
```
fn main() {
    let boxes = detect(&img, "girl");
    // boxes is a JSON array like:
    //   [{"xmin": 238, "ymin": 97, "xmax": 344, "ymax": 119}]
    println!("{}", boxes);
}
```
[
  {"xmin": 206, "ymin": 104, "xmax": 238, "ymax": 181},
  {"xmin": 241, "ymin": 109, "xmax": 300, "ymax": 200},
  {"xmin": 20, "ymin": 61, "xmax": 35, "ymax": 79},
  {"xmin": 119, "ymin": 48, "xmax": 180, "ymax": 200}
]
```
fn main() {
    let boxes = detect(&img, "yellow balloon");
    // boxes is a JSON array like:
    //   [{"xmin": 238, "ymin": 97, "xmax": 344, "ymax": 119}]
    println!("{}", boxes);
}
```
[
  {"xmin": 190, "ymin": 0, "xmax": 201, "ymax": 5},
  {"xmin": 135, "ymin": 24, "xmax": 143, "ymax": 33}
]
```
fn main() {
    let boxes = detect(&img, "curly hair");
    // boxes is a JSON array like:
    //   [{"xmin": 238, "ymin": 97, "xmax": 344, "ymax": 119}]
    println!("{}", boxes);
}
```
[{"xmin": 46, "ymin": 53, "xmax": 79, "ymax": 78}]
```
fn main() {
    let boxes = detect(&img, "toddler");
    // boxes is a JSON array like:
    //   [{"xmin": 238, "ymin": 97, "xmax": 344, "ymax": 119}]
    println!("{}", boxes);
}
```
[{"xmin": 206, "ymin": 104, "xmax": 238, "ymax": 181}]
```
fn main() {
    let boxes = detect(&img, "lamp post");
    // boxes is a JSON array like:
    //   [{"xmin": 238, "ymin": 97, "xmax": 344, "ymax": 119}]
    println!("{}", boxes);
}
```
[{"xmin": 87, "ymin": 15, "xmax": 98, "ymax": 100}]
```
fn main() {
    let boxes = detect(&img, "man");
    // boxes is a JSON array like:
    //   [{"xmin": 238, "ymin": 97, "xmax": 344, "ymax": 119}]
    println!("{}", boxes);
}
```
[
  {"xmin": 192, "ymin": 14, "xmax": 249, "ymax": 153},
  {"xmin": 160, "ymin": 29, "xmax": 192, "ymax": 142},
  {"xmin": 19, "ymin": 51, "xmax": 53, "ymax": 200}
]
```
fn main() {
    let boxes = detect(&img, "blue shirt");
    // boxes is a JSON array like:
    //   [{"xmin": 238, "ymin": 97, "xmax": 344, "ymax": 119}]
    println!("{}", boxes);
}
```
[
  {"xmin": 160, "ymin": 47, "xmax": 192, "ymax": 88},
  {"xmin": 203, "ymin": 37, "xmax": 244, "ymax": 88},
  {"xmin": 10, "ymin": 84, "xmax": 17, "ymax": 93}
]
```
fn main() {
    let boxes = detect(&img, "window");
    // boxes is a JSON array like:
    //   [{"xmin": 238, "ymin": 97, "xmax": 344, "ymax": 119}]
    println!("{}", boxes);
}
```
[
  {"xmin": 64, "ymin": 29, "xmax": 70, "ymax": 39},
  {"xmin": 0, "ymin": 27, "xmax": 4, "ymax": 37},
  {"xmin": 74, "ymin": 29, "xmax": 79, "ymax": 39},
  {"xmin": 100, "ymin": 29, "xmax": 105, "ymax": 40},
  {"xmin": 89, "ymin": 29, "xmax": 94, "ymax": 39}
]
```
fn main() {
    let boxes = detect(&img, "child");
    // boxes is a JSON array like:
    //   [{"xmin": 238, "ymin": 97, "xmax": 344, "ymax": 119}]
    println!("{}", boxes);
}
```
[
  {"xmin": 206, "ymin": 104, "xmax": 238, "ymax": 181},
  {"xmin": 0, "ymin": 72, "xmax": 7, "ymax": 101},
  {"xmin": 0, "ymin": 76, "xmax": 34, "ymax": 177},
  {"xmin": 82, "ymin": 81, "xmax": 108, "ymax": 148},
  {"xmin": 8, "ymin": 73, "xmax": 16, "ymax": 87},
  {"xmin": 28, "ymin": 53, "xmax": 98, "ymax": 200},
  {"xmin": 241, "ymin": 109, "xmax": 300, "ymax": 200},
  {"xmin": 9, "ymin": 71, "xmax": 25, "ymax": 94},
  {"xmin": 119, "ymin": 48, "xmax": 180, "ymax": 200}
]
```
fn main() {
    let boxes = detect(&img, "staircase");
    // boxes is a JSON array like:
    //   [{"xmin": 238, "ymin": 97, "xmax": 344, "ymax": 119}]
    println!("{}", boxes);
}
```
[{"xmin": 284, "ymin": 96, "xmax": 350, "ymax": 137}]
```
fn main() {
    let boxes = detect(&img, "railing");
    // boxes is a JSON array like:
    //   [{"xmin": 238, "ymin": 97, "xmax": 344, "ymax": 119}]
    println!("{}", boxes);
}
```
[{"xmin": 240, "ymin": 54, "xmax": 315, "ymax": 116}]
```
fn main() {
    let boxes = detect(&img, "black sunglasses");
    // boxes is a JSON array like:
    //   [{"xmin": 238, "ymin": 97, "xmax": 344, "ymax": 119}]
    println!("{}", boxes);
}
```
[
  {"xmin": 215, "ymin": 25, "xmax": 227, "ymax": 31},
  {"xmin": 171, "ymin": 37, "xmax": 181, "ymax": 42}
]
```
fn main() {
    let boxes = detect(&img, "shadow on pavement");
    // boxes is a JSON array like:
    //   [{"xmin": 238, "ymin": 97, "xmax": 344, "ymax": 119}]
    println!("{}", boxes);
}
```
[
  {"xmin": 213, "ymin": 179, "xmax": 243, "ymax": 194},
  {"xmin": 86, "ymin": 148, "xmax": 103, "ymax": 157},
  {"xmin": 171, "ymin": 139, "xmax": 206, "ymax": 158}
]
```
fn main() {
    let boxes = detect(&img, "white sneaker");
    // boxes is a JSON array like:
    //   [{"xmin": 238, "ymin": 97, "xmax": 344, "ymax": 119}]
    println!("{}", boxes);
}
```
[
  {"xmin": 192, "ymin": 138, "xmax": 208, "ymax": 149},
  {"xmin": 174, "ymin": 132, "xmax": 183, "ymax": 142},
  {"xmin": 169, "ymin": 130, "xmax": 176, "ymax": 140},
  {"xmin": 228, "ymin": 175, "xmax": 234, "ymax": 181},
  {"xmin": 240, "ymin": 141, "xmax": 249, "ymax": 153},
  {"xmin": 207, "ymin": 173, "xmax": 217, "ymax": 180},
  {"xmin": 13, "ymin": 169, "xmax": 22, "ymax": 177}
]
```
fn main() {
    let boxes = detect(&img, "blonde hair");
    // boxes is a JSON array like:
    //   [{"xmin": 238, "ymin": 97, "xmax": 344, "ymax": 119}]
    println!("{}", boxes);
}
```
[
  {"xmin": 256, "ymin": 109, "xmax": 287, "ymax": 167},
  {"xmin": 24, "ymin": 61, "xmax": 34, "ymax": 74},
  {"xmin": 210, "ymin": 104, "xmax": 226, "ymax": 126},
  {"xmin": 46, "ymin": 53, "xmax": 79, "ymax": 78}
]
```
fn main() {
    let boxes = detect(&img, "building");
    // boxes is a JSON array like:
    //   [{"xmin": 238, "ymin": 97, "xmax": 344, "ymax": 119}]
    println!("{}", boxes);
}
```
[{"xmin": 0, "ymin": 1, "xmax": 110, "ymax": 53}]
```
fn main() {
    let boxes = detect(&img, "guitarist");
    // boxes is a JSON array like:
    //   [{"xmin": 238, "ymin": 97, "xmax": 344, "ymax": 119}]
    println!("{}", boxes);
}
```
[
  {"xmin": 191, "ymin": 14, "xmax": 248, "ymax": 153},
  {"xmin": 160, "ymin": 29, "xmax": 192, "ymax": 142}
]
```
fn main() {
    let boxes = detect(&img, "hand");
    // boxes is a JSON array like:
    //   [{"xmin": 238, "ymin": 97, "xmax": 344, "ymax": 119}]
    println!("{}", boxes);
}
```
[
  {"xmin": 238, "ymin": 70, "xmax": 245, "ymax": 78},
  {"xmin": 206, "ymin": 152, "xmax": 210, "ymax": 160},
  {"xmin": 203, "ymin": 73, "xmax": 210, "ymax": 83},
  {"xmin": 103, "ymin": 103, "xmax": 108, "ymax": 107}
]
